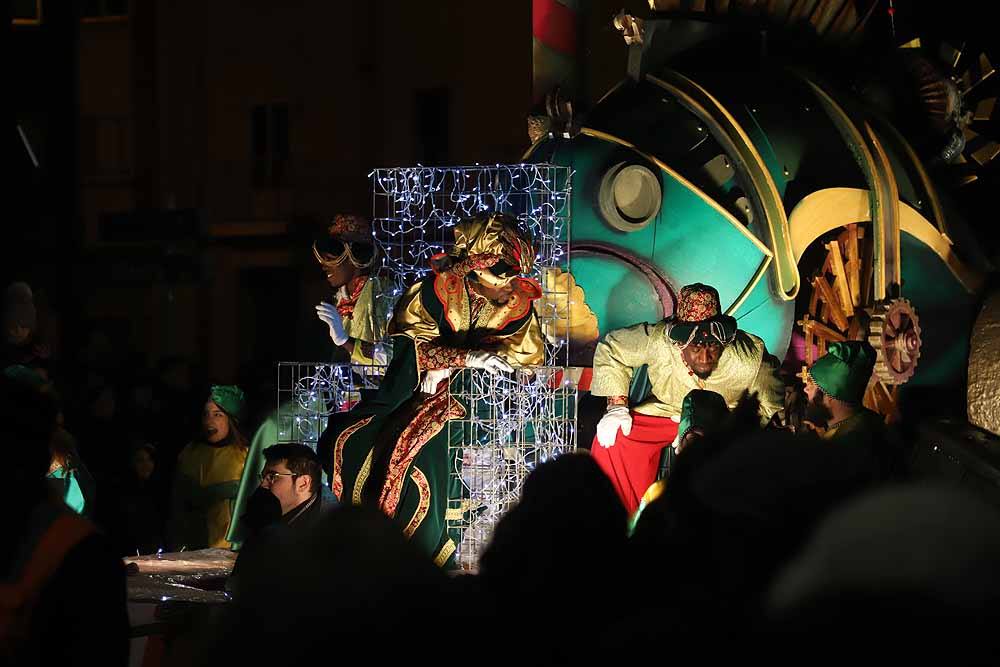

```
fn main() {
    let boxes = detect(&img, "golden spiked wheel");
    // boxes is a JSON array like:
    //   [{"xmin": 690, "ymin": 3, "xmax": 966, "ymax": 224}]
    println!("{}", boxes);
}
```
[{"xmin": 796, "ymin": 222, "xmax": 922, "ymax": 421}]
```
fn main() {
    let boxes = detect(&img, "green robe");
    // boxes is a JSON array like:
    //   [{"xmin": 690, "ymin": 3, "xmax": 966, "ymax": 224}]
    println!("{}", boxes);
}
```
[{"xmin": 320, "ymin": 274, "xmax": 544, "ymax": 567}]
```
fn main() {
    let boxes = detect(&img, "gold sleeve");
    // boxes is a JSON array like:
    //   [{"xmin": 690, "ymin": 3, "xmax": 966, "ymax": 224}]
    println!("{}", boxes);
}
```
[
  {"xmin": 496, "ymin": 312, "xmax": 545, "ymax": 368},
  {"xmin": 749, "ymin": 347, "xmax": 785, "ymax": 422},
  {"xmin": 589, "ymin": 322, "xmax": 655, "ymax": 397},
  {"xmin": 387, "ymin": 281, "xmax": 442, "ymax": 342},
  {"xmin": 343, "ymin": 277, "xmax": 388, "ymax": 345}
]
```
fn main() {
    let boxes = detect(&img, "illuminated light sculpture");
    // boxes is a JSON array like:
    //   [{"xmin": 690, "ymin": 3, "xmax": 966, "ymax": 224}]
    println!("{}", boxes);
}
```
[
  {"xmin": 446, "ymin": 367, "xmax": 577, "ymax": 570},
  {"xmin": 368, "ymin": 163, "xmax": 576, "ymax": 566},
  {"xmin": 275, "ymin": 362, "xmax": 383, "ymax": 446},
  {"xmin": 370, "ymin": 163, "xmax": 574, "ymax": 367},
  {"xmin": 274, "ymin": 164, "xmax": 577, "ymax": 567}
]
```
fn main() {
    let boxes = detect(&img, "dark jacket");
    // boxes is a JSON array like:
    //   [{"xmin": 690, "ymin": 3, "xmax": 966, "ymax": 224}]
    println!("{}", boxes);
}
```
[{"xmin": 228, "ymin": 488, "xmax": 338, "ymax": 598}]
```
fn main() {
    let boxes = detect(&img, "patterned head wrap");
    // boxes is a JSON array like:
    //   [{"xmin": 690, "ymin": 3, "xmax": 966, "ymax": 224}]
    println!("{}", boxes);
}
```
[
  {"xmin": 667, "ymin": 283, "xmax": 737, "ymax": 348},
  {"xmin": 430, "ymin": 214, "xmax": 536, "ymax": 286},
  {"xmin": 325, "ymin": 214, "xmax": 372, "ymax": 243}
]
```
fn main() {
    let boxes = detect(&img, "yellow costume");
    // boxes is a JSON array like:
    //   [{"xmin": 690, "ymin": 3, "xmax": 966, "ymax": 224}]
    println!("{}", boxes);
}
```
[
  {"xmin": 590, "ymin": 320, "xmax": 783, "ymax": 421},
  {"xmin": 170, "ymin": 441, "xmax": 247, "ymax": 549}
]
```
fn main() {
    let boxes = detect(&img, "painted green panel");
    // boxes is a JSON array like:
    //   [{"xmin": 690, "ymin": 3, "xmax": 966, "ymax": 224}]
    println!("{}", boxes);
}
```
[
  {"xmin": 571, "ymin": 255, "xmax": 662, "ymax": 335},
  {"xmin": 899, "ymin": 232, "xmax": 979, "ymax": 388},
  {"xmin": 550, "ymin": 134, "xmax": 776, "ymax": 350},
  {"xmin": 731, "ymin": 276, "xmax": 795, "ymax": 359}
]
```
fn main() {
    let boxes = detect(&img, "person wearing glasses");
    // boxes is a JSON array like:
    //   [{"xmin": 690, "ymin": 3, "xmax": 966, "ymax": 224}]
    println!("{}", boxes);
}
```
[
  {"xmin": 589, "ymin": 283, "xmax": 784, "ymax": 515},
  {"xmin": 228, "ymin": 443, "xmax": 335, "ymax": 598},
  {"xmin": 256, "ymin": 443, "xmax": 331, "ymax": 521},
  {"xmin": 313, "ymin": 214, "xmax": 388, "ymax": 368}
]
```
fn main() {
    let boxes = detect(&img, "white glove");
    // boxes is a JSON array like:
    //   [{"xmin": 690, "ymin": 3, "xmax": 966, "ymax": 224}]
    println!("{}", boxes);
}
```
[
  {"xmin": 465, "ymin": 351, "xmax": 514, "ymax": 375},
  {"xmin": 315, "ymin": 302, "xmax": 348, "ymax": 346},
  {"xmin": 596, "ymin": 406, "xmax": 632, "ymax": 448}
]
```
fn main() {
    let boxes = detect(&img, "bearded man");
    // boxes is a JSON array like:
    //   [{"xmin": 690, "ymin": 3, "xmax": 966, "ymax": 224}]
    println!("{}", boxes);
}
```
[{"xmin": 802, "ymin": 340, "xmax": 903, "ymax": 480}]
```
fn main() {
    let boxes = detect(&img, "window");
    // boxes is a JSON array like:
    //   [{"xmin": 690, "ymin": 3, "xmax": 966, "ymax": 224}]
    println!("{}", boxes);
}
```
[
  {"xmin": 82, "ymin": 0, "xmax": 128, "ymax": 21},
  {"xmin": 12, "ymin": 0, "xmax": 42, "ymax": 25},
  {"xmin": 251, "ymin": 103, "xmax": 292, "ymax": 188}
]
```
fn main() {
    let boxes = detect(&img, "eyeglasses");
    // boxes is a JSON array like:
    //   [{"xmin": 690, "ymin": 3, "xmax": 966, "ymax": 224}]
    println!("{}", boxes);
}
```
[{"xmin": 259, "ymin": 470, "xmax": 298, "ymax": 484}]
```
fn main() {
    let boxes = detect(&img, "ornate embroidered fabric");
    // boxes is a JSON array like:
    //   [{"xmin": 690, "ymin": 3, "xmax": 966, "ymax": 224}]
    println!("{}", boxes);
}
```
[
  {"xmin": 403, "ymin": 467, "xmax": 431, "ymax": 537},
  {"xmin": 336, "ymin": 276, "xmax": 369, "ymax": 319},
  {"xmin": 331, "ymin": 415, "xmax": 374, "ymax": 501},
  {"xmin": 417, "ymin": 340, "xmax": 467, "ymax": 372},
  {"xmin": 378, "ymin": 386, "xmax": 466, "ymax": 517}
]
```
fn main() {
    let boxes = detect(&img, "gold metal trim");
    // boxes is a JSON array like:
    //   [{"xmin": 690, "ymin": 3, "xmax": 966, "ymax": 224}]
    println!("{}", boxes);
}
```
[
  {"xmin": 798, "ymin": 76, "xmax": 894, "ymax": 301},
  {"xmin": 865, "ymin": 122, "xmax": 902, "ymax": 291},
  {"xmin": 788, "ymin": 187, "xmax": 984, "ymax": 293},
  {"xmin": 870, "ymin": 116, "xmax": 951, "ymax": 244},
  {"xmin": 579, "ymin": 127, "xmax": 773, "ymax": 259},
  {"xmin": 593, "ymin": 78, "xmax": 628, "ymax": 108},
  {"xmin": 724, "ymin": 255, "xmax": 773, "ymax": 316},
  {"xmin": 520, "ymin": 134, "xmax": 548, "ymax": 161},
  {"xmin": 646, "ymin": 71, "xmax": 799, "ymax": 300}
]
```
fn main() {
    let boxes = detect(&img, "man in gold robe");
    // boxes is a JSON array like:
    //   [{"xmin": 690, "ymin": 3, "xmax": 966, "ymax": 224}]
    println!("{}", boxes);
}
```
[
  {"xmin": 589, "ymin": 283, "xmax": 783, "ymax": 514},
  {"xmin": 318, "ymin": 213, "xmax": 544, "ymax": 567}
]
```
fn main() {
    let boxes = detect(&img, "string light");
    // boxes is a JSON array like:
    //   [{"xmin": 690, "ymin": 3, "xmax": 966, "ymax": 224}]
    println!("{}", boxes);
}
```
[
  {"xmin": 369, "ymin": 163, "xmax": 574, "ymax": 366},
  {"xmin": 277, "ymin": 362, "xmax": 383, "ymax": 444},
  {"xmin": 276, "ymin": 164, "xmax": 577, "ymax": 569},
  {"xmin": 446, "ymin": 367, "xmax": 578, "ymax": 569}
]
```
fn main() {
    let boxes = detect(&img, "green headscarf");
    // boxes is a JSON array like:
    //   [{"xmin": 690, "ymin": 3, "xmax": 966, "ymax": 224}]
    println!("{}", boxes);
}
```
[
  {"xmin": 807, "ymin": 341, "xmax": 876, "ymax": 404},
  {"xmin": 210, "ymin": 385, "xmax": 246, "ymax": 422},
  {"xmin": 678, "ymin": 389, "xmax": 729, "ymax": 441}
]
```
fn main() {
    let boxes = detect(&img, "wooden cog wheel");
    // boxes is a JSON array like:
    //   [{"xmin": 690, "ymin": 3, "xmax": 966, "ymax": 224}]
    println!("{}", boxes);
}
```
[{"xmin": 796, "ymin": 223, "xmax": 919, "ymax": 422}]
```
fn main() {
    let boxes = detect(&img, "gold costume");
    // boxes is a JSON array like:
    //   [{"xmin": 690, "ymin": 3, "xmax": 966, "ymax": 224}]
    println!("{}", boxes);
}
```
[
  {"xmin": 337, "ymin": 276, "xmax": 389, "ymax": 365},
  {"xmin": 590, "ymin": 320, "xmax": 783, "ymax": 421},
  {"xmin": 389, "ymin": 274, "xmax": 545, "ymax": 373}
]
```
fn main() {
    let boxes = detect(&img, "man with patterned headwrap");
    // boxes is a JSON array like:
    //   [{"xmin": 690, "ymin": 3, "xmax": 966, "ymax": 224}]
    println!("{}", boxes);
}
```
[
  {"xmin": 589, "ymin": 283, "xmax": 783, "ymax": 514},
  {"xmin": 318, "ymin": 213, "xmax": 544, "ymax": 567},
  {"xmin": 312, "ymin": 214, "xmax": 388, "ymax": 366}
]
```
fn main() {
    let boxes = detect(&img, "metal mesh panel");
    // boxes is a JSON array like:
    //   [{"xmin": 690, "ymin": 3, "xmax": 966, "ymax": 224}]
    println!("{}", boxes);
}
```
[
  {"xmin": 370, "ymin": 163, "xmax": 573, "ymax": 366},
  {"xmin": 446, "ymin": 367, "xmax": 578, "ymax": 571},
  {"xmin": 272, "ymin": 164, "xmax": 577, "ymax": 568},
  {"xmin": 275, "ymin": 362, "xmax": 384, "ymax": 447}
]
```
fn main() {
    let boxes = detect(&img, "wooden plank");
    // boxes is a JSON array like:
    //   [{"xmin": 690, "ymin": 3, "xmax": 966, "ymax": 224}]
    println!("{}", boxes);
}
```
[
  {"xmin": 820, "ymin": 301, "xmax": 831, "ymax": 323},
  {"xmin": 818, "ymin": 337, "xmax": 827, "ymax": 356},
  {"xmin": 802, "ymin": 317, "xmax": 847, "ymax": 342},
  {"xmin": 826, "ymin": 240, "xmax": 853, "ymax": 314},
  {"xmin": 811, "ymin": 275, "xmax": 849, "ymax": 332},
  {"xmin": 804, "ymin": 324, "xmax": 815, "ymax": 366},
  {"xmin": 809, "ymin": 277, "xmax": 821, "ymax": 316},
  {"xmin": 845, "ymin": 224, "xmax": 861, "ymax": 308}
]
